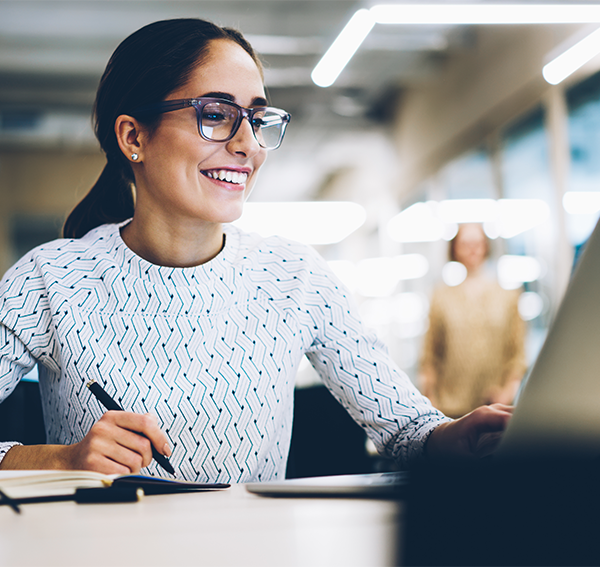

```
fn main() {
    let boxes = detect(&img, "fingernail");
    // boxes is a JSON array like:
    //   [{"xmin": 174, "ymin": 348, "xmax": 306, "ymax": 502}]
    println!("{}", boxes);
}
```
[{"xmin": 163, "ymin": 443, "xmax": 172, "ymax": 457}]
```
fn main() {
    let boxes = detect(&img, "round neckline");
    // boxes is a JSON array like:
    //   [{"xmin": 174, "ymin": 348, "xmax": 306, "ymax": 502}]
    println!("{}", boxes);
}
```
[{"xmin": 108, "ymin": 222, "xmax": 240, "ymax": 286}]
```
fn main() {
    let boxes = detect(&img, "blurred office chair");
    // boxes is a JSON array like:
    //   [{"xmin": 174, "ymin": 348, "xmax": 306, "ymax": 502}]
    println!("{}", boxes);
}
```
[
  {"xmin": 0, "ymin": 378, "xmax": 46, "ymax": 445},
  {"xmin": 286, "ymin": 384, "xmax": 385, "ymax": 479}
]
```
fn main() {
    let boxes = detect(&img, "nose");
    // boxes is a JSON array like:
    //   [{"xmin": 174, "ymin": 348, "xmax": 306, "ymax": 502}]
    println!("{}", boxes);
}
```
[{"xmin": 226, "ymin": 116, "xmax": 263, "ymax": 158}]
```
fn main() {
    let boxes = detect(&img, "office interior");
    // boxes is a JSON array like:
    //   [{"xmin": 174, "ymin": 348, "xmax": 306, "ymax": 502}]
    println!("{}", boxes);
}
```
[{"xmin": 1, "ymin": 0, "xmax": 600, "ymax": 477}]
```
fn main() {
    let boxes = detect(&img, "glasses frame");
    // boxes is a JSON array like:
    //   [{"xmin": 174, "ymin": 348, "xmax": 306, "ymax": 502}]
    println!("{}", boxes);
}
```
[{"xmin": 131, "ymin": 97, "xmax": 291, "ymax": 150}]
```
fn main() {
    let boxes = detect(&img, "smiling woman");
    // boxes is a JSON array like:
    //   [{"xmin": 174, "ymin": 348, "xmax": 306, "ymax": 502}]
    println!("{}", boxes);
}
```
[{"xmin": 0, "ymin": 18, "xmax": 512, "ymax": 481}]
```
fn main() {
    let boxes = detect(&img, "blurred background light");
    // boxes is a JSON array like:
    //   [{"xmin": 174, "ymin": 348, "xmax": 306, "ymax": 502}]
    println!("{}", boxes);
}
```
[
  {"xmin": 387, "ymin": 201, "xmax": 448, "ymax": 243},
  {"xmin": 370, "ymin": 4, "xmax": 600, "ymax": 25},
  {"xmin": 498, "ymin": 255, "xmax": 543, "ymax": 289},
  {"xmin": 388, "ymin": 199, "xmax": 549, "ymax": 243},
  {"xmin": 234, "ymin": 201, "xmax": 366, "ymax": 245},
  {"xmin": 562, "ymin": 191, "xmax": 600, "ymax": 214},
  {"xmin": 311, "ymin": 9, "xmax": 375, "ymax": 88},
  {"xmin": 442, "ymin": 261, "xmax": 468, "ymax": 287},
  {"xmin": 437, "ymin": 198, "xmax": 497, "ymax": 223},
  {"xmin": 543, "ymin": 27, "xmax": 600, "ymax": 85},
  {"xmin": 495, "ymin": 198, "xmax": 551, "ymax": 238},
  {"xmin": 358, "ymin": 293, "xmax": 429, "ymax": 338},
  {"xmin": 518, "ymin": 291, "xmax": 546, "ymax": 321},
  {"xmin": 355, "ymin": 254, "xmax": 429, "ymax": 297}
]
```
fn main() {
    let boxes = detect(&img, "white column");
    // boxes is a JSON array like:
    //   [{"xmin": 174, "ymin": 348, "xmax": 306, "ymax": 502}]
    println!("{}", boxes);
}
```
[{"xmin": 544, "ymin": 86, "xmax": 574, "ymax": 315}]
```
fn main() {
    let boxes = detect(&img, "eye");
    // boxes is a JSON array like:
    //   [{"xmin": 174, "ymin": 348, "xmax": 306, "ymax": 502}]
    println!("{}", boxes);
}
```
[
  {"xmin": 202, "ymin": 110, "xmax": 228, "ymax": 124},
  {"xmin": 251, "ymin": 117, "xmax": 267, "ymax": 128},
  {"xmin": 202, "ymin": 103, "xmax": 237, "ymax": 125}
]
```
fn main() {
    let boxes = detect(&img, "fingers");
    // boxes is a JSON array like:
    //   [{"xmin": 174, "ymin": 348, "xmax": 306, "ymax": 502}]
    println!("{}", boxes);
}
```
[
  {"xmin": 426, "ymin": 404, "xmax": 515, "ymax": 461},
  {"xmin": 107, "ymin": 412, "xmax": 172, "ymax": 457},
  {"xmin": 69, "ymin": 411, "xmax": 171, "ymax": 475},
  {"xmin": 460, "ymin": 404, "xmax": 511, "ymax": 433}
]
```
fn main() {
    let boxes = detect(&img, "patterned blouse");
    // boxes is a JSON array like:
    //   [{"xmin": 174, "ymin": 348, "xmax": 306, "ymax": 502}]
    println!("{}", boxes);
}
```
[{"xmin": 0, "ymin": 222, "xmax": 448, "ymax": 482}]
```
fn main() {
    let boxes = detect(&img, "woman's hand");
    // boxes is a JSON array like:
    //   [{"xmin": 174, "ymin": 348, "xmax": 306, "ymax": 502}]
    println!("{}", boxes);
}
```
[
  {"xmin": 0, "ymin": 411, "xmax": 171, "ymax": 473},
  {"xmin": 64, "ymin": 411, "xmax": 172, "ymax": 474},
  {"xmin": 426, "ymin": 403, "xmax": 514, "ymax": 461}
]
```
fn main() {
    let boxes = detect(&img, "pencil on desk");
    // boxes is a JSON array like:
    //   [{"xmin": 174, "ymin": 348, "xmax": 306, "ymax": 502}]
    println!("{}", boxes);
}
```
[{"xmin": 87, "ymin": 380, "xmax": 176, "ymax": 476}]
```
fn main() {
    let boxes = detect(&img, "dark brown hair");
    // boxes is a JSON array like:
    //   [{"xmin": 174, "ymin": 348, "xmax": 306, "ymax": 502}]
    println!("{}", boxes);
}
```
[{"xmin": 63, "ymin": 18, "xmax": 262, "ymax": 239}]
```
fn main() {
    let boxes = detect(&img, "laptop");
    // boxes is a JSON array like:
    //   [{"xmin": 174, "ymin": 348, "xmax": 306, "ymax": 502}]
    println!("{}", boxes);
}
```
[
  {"xmin": 245, "ymin": 470, "xmax": 409, "ymax": 498},
  {"xmin": 497, "ymin": 216, "xmax": 600, "ymax": 459}
]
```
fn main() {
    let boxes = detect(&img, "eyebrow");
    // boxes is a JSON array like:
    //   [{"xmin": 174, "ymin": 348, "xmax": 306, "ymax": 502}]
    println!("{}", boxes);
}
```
[{"xmin": 200, "ymin": 92, "xmax": 269, "ymax": 107}]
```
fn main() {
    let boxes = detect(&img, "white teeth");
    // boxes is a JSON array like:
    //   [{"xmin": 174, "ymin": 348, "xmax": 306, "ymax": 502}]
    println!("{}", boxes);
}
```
[{"xmin": 206, "ymin": 169, "xmax": 248, "ymax": 184}]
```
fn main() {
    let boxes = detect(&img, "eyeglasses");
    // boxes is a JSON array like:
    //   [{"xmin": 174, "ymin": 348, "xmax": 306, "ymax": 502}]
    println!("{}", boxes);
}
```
[{"xmin": 132, "ymin": 97, "xmax": 291, "ymax": 150}]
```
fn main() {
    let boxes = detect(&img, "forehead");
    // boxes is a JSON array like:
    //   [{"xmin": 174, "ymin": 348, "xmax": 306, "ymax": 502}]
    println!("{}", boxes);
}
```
[
  {"xmin": 457, "ymin": 224, "xmax": 486, "ymax": 243},
  {"xmin": 176, "ymin": 39, "xmax": 265, "ymax": 102}
]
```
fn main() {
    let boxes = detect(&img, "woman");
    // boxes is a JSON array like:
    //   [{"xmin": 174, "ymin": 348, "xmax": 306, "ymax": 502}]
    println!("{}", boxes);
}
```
[
  {"xmin": 420, "ymin": 223, "xmax": 527, "ymax": 418},
  {"xmin": 0, "ymin": 19, "xmax": 510, "ymax": 481}
]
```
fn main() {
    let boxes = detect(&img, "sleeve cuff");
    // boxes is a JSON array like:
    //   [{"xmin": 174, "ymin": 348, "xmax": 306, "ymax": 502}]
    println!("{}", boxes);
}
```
[
  {"xmin": 0, "ymin": 441, "xmax": 22, "ymax": 464},
  {"xmin": 388, "ymin": 414, "xmax": 453, "ymax": 467}
]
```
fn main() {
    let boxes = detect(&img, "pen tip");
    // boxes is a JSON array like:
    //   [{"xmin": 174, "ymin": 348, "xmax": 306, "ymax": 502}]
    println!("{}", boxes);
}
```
[{"xmin": 86, "ymin": 380, "xmax": 96, "ymax": 388}]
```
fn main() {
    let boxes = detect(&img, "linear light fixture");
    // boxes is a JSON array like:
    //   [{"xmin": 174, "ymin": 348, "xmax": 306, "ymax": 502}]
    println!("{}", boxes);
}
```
[
  {"xmin": 233, "ymin": 201, "xmax": 367, "ymax": 245},
  {"xmin": 543, "ymin": 28, "xmax": 600, "ymax": 84},
  {"xmin": 370, "ymin": 4, "xmax": 600, "ymax": 25},
  {"xmin": 312, "ymin": 4, "xmax": 600, "ymax": 88},
  {"xmin": 311, "ymin": 9, "xmax": 375, "ymax": 88}
]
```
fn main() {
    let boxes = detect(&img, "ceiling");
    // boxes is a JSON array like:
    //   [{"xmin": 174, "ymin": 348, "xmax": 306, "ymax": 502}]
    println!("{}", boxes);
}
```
[{"xmin": 0, "ymin": 0, "xmax": 473, "ymax": 146}]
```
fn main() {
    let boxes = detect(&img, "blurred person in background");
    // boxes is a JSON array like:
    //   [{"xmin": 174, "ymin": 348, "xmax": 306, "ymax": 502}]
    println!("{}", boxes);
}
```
[{"xmin": 420, "ymin": 223, "xmax": 527, "ymax": 418}]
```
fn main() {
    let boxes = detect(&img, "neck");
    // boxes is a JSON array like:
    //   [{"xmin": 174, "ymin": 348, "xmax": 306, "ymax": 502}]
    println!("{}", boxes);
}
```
[{"xmin": 120, "ymin": 214, "xmax": 225, "ymax": 268}]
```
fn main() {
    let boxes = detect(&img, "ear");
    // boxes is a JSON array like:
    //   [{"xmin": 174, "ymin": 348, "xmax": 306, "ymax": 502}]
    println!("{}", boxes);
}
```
[{"xmin": 115, "ymin": 115, "xmax": 145, "ymax": 163}]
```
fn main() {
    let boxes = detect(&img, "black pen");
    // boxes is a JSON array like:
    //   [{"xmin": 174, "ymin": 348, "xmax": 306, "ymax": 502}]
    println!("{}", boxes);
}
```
[
  {"xmin": 0, "ymin": 488, "xmax": 21, "ymax": 514},
  {"xmin": 87, "ymin": 380, "xmax": 176, "ymax": 476}
]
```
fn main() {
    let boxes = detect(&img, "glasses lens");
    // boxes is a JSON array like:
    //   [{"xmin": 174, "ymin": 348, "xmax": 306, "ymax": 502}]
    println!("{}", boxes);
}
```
[
  {"xmin": 200, "ymin": 102, "xmax": 239, "ymax": 142},
  {"xmin": 252, "ymin": 109, "xmax": 288, "ymax": 149}
]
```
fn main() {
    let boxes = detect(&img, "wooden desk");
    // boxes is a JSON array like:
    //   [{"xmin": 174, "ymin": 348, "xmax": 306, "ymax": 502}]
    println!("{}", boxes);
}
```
[{"xmin": 0, "ymin": 484, "xmax": 401, "ymax": 566}]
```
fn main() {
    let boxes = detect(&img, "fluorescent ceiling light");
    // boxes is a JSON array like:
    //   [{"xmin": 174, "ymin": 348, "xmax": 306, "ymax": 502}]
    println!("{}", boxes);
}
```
[
  {"xmin": 543, "ymin": 27, "xmax": 600, "ymax": 84},
  {"xmin": 387, "ymin": 199, "xmax": 549, "ymax": 243},
  {"xmin": 313, "ymin": 4, "xmax": 600, "ymax": 87},
  {"xmin": 359, "ymin": 293, "xmax": 428, "ymax": 339},
  {"xmin": 387, "ymin": 201, "xmax": 456, "ymax": 243},
  {"xmin": 355, "ymin": 254, "xmax": 429, "ymax": 297},
  {"xmin": 370, "ymin": 4, "xmax": 600, "ymax": 25},
  {"xmin": 494, "ymin": 199, "xmax": 551, "ymax": 239},
  {"xmin": 437, "ymin": 198, "xmax": 497, "ymax": 223},
  {"xmin": 234, "ymin": 201, "xmax": 366, "ymax": 245},
  {"xmin": 311, "ymin": 9, "xmax": 375, "ymax": 88},
  {"xmin": 562, "ymin": 191, "xmax": 600, "ymax": 214},
  {"xmin": 497, "ymin": 254, "xmax": 543, "ymax": 289}
]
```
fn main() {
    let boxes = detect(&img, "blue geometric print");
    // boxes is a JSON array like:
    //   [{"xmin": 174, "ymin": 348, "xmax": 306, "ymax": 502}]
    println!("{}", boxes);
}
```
[{"xmin": 0, "ymin": 222, "xmax": 448, "ymax": 481}]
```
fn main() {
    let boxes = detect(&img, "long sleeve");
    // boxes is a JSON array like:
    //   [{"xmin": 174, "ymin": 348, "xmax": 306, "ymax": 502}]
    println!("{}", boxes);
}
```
[
  {"xmin": 298, "ymin": 253, "xmax": 450, "ymax": 467},
  {"xmin": 0, "ymin": 252, "xmax": 56, "ymax": 464}
]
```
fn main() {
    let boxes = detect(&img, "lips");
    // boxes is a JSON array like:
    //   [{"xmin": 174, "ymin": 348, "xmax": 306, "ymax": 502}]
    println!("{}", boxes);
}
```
[{"xmin": 202, "ymin": 168, "xmax": 249, "ymax": 185}]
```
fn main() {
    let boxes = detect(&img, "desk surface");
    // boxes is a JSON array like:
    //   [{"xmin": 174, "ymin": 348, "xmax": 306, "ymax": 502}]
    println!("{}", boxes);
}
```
[{"xmin": 0, "ymin": 484, "xmax": 401, "ymax": 567}]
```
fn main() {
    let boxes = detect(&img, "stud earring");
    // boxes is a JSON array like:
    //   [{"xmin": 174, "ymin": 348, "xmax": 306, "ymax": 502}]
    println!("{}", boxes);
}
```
[{"xmin": 131, "ymin": 153, "xmax": 139, "ymax": 161}]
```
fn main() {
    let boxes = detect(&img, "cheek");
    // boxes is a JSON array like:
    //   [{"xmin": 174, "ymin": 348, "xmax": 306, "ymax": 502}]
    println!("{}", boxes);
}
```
[{"xmin": 255, "ymin": 149, "xmax": 268, "ymax": 171}]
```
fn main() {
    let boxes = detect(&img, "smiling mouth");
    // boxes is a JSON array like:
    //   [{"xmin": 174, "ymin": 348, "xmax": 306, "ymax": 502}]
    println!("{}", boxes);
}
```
[{"xmin": 202, "ymin": 169, "xmax": 249, "ymax": 185}]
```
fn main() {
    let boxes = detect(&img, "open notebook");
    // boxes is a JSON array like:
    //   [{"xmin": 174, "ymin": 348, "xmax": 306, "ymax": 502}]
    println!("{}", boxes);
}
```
[{"xmin": 0, "ymin": 469, "xmax": 229, "ymax": 500}]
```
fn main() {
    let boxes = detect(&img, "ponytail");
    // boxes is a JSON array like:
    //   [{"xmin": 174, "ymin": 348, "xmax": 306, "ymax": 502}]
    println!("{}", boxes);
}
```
[{"xmin": 62, "ymin": 159, "xmax": 134, "ymax": 239}]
